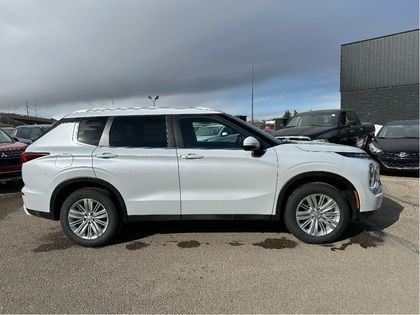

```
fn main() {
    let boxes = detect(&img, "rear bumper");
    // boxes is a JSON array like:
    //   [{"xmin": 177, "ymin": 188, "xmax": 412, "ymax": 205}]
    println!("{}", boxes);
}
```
[
  {"xmin": 23, "ymin": 205, "xmax": 55, "ymax": 220},
  {"xmin": 0, "ymin": 171, "xmax": 22, "ymax": 183}
]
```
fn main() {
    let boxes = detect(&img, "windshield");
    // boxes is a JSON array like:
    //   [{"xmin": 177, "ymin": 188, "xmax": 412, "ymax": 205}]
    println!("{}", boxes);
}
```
[
  {"xmin": 378, "ymin": 123, "xmax": 419, "ymax": 139},
  {"xmin": 15, "ymin": 127, "xmax": 44, "ymax": 140},
  {"xmin": 195, "ymin": 124, "xmax": 223, "ymax": 137},
  {"xmin": 2, "ymin": 128, "xmax": 15, "ymax": 137},
  {"xmin": 286, "ymin": 113, "xmax": 338, "ymax": 127},
  {"xmin": 0, "ymin": 128, "xmax": 12, "ymax": 143}
]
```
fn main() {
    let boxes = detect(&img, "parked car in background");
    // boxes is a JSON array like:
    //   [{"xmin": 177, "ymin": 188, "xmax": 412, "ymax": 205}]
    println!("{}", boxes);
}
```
[
  {"xmin": 22, "ymin": 107, "xmax": 382, "ymax": 247},
  {"xmin": 13, "ymin": 124, "xmax": 52, "ymax": 144},
  {"xmin": 0, "ymin": 128, "xmax": 27, "ymax": 183},
  {"xmin": 272, "ymin": 110, "xmax": 375, "ymax": 148},
  {"xmin": 1, "ymin": 127, "xmax": 16, "ymax": 137},
  {"xmin": 368, "ymin": 120, "xmax": 419, "ymax": 171}
]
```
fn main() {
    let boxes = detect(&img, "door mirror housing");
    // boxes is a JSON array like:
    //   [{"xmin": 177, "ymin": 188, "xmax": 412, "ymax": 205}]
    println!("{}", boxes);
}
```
[
  {"xmin": 221, "ymin": 131, "xmax": 228, "ymax": 137},
  {"xmin": 243, "ymin": 136, "xmax": 260, "ymax": 151}
]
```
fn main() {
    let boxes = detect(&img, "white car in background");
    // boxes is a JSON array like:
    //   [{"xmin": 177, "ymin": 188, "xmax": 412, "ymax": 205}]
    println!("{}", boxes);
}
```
[
  {"xmin": 374, "ymin": 124, "xmax": 383, "ymax": 136},
  {"xmin": 21, "ymin": 107, "xmax": 383, "ymax": 247}
]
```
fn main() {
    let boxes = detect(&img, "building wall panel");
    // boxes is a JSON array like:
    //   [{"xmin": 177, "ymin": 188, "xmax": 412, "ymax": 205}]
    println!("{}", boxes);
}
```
[
  {"xmin": 341, "ymin": 30, "xmax": 419, "ymax": 92},
  {"xmin": 341, "ymin": 84, "xmax": 419, "ymax": 125}
]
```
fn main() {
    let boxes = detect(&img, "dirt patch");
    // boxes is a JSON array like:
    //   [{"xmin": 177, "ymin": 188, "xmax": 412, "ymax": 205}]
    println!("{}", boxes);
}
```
[
  {"xmin": 41, "ymin": 231, "xmax": 66, "ymax": 242},
  {"xmin": 32, "ymin": 238, "xmax": 74, "ymax": 253},
  {"xmin": 126, "ymin": 241, "xmax": 150, "ymax": 250},
  {"xmin": 32, "ymin": 231, "xmax": 74, "ymax": 253},
  {"xmin": 331, "ymin": 231, "xmax": 384, "ymax": 251},
  {"xmin": 177, "ymin": 240, "xmax": 200, "ymax": 248},
  {"xmin": 229, "ymin": 241, "xmax": 244, "ymax": 246},
  {"xmin": 253, "ymin": 237, "xmax": 298, "ymax": 249},
  {"xmin": 319, "ymin": 244, "xmax": 334, "ymax": 248}
]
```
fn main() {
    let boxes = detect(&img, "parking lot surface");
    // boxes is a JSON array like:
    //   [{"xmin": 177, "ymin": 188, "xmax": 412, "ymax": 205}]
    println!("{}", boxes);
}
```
[{"xmin": 0, "ymin": 175, "xmax": 418, "ymax": 313}]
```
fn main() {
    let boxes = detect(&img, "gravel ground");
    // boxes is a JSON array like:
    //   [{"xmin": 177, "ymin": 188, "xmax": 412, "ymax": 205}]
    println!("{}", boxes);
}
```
[{"xmin": 0, "ymin": 175, "xmax": 418, "ymax": 314}]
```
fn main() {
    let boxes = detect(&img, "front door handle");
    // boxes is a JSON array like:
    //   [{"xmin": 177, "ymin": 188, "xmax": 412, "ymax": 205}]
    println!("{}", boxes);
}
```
[
  {"xmin": 180, "ymin": 153, "xmax": 204, "ymax": 160},
  {"xmin": 95, "ymin": 152, "xmax": 118, "ymax": 159}
]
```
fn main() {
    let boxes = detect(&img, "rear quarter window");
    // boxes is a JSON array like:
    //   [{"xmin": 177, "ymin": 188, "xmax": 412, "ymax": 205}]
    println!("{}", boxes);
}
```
[{"xmin": 77, "ymin": 117, "xmax": 107, "ymax": 146}]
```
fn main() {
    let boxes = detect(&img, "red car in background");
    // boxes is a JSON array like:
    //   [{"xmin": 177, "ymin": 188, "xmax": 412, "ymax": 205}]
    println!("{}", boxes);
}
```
[{"xmin": 0, "ymin": 128, "xmax": 27, "ymax": 183}]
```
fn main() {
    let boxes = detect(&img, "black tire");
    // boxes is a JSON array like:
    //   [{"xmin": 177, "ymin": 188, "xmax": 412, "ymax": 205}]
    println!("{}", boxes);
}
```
[
  {"xmin": 60, "ymin": 188, "xmax": 121, "ymax": 247},
  {"xmin": 284, "ymin": 182, "xmax": 350, "ymax": 244}
]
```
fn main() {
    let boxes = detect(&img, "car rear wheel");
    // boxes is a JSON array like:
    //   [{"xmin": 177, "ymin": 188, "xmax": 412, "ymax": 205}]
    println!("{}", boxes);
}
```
[
  {"xmin": 60, "ymin": 188, "xmax": 120, "ymax": 247},
  {"xmin": 284, "ymin": 182, "xmax": 350, "ymax": 244}
]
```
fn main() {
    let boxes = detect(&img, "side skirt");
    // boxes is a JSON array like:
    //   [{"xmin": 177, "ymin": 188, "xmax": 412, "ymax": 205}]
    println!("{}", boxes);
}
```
[{"xmin": 127, "ymin": 214, "xmax": 274, "ymax": 222}]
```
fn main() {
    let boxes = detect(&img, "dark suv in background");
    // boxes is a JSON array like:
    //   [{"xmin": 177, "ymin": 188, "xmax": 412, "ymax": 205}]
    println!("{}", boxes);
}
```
[{"xmin": 273, "ymin": 109, "xmax": 374, "ymax": 148}]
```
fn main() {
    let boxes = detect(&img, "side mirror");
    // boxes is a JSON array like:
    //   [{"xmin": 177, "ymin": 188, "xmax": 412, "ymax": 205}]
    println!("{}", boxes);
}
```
[
  {"xmin": 221, "ymin": 131, "xmax": 228, "ymax": 137},
  {"xmin": 243, "ymin": 136, "xmax": 260, "ymax": 151}
]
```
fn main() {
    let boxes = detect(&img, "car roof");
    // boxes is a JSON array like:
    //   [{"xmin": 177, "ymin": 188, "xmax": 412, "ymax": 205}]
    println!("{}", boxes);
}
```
[
  {"xmin": 384, "ymin": 120, "xmax": 419, "ymax": 126},
  {"xmin": 65, "ymin": 107, "xmax": 222, "ymax": 118},
  {"xmin": 296, "ymin": 109, "xmax": 343, "ymax": 115},
  {"xmin": 16, "ymin": 124, "xmax": 52, "ymax": 128}
]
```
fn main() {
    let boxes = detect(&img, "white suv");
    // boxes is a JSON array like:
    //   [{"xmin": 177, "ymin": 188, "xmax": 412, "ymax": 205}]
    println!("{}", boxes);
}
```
[{"xmin": 21, "ymin": 107, "xmax": 383, "ymax": 246}]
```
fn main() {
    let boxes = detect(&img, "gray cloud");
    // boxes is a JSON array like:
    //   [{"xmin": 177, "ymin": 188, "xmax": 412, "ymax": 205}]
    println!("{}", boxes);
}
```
[{"xmin": 0, "ymin": 0, "xmax": 418, "ymax": 112}]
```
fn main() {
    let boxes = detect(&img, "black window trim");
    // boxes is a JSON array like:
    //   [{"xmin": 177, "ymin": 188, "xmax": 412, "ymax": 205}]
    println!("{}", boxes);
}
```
[{"xmin": 172, "ymin": 113, "xmax": 277, "ymax": 150}]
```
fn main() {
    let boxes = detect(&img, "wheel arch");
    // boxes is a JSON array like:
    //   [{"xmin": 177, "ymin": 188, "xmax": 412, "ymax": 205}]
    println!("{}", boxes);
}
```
[
  {"xmin": 50, "ymin": 177, "xmax": 128, "ymax": 221},
  {"xmin": 275, "ymin": 171, "xmax": 360, "ymax": 220}
]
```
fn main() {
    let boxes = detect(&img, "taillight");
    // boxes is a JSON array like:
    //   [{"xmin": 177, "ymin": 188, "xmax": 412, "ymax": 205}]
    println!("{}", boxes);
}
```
[{"xmin": 21, "ymin": 152, "xmax": 49, "ymax": 163}]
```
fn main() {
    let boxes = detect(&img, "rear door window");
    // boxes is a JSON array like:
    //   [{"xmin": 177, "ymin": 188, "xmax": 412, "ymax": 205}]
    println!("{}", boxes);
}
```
[{"xmin": 109, "ymin": 115, "xmax": 168, "ymax": 148}]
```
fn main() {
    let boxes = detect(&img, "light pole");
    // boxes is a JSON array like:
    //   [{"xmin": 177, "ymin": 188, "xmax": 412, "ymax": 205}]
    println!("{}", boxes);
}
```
[
  {"xmin": 250, "ymin": 64, "xmax": 254, "ymax": 124},
  {"xmin": 147, "ymin": 96, "xmax": 159, "ymax": 107}
]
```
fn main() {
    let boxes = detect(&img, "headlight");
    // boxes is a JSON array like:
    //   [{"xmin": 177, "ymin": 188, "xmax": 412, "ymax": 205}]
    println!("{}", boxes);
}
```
[
  {"xmin": 368, "ymin": 163, "xmax": 381, "ymax": 193},
  {"xmin": 368, "ymin": 142, "xmax": 382, "ymax": 153},
  {"xmin": 337, "ymin": 152, "xmax": 371, "ymax": 159}
]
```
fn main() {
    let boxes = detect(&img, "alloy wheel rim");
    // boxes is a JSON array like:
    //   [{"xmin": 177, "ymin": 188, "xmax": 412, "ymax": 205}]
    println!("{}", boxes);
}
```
[
  {"xmin": 295, "ymin": 194, "xmax": 340, "ymax": 237},
  {"xmin": 68, "ymin": 198, "xmax": 109, "ymax": 240}
]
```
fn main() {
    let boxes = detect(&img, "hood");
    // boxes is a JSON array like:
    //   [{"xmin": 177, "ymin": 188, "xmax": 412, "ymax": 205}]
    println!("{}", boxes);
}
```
[
  {"xmin": 293, "ymin": 142, "xmax": 363, "ymax": 153},
  {"xmin": 0, "ymin": 141, "xmax": 27, "ymax": 152},
  {"xmin": 375, "ymin": 138, "xmax": 419, "ymax": 153},
  {"xmin": 273, "ymin": 126, "xmax": 336, "ymax": 138}
]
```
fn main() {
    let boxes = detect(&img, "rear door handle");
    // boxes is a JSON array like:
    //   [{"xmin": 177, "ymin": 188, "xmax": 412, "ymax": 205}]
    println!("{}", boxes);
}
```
[
  {"xmin": 180, "ymin": 153, "xmax": 204, "ymax": 160},
  {"xmin": 95, "ymin": 152, "xmax": 118, "ymax": 159}
]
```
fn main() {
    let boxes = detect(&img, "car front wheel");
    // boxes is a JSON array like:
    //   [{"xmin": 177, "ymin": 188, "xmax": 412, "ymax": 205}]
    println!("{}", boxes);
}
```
[
  {"xmin": 284, "ymin": 182, "xmax": 350, "ymax": 244},
  {"xmin": 60, "ymin": 188, "xmax": 120, "ymax": 247}
]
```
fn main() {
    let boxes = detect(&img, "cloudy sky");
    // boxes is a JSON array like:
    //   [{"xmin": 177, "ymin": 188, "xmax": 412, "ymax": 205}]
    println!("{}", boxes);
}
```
[{"xmin": 0, "ymin": 0, "xmax": 418, "ymax": 119}]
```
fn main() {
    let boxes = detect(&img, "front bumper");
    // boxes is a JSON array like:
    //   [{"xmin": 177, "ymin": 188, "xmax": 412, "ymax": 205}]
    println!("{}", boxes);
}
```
[
  {"xmin": 359, "ymin": 179, "xmax": 383, "ymax": 214},
  {"xmin": 374, "ymin": 153, "xmax": 419, "ymax": 171}
]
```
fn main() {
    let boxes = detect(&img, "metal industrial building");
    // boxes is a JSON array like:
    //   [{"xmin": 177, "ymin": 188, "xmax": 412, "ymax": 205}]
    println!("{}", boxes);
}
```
[
  {"xmin": 0, "ymin": 112, "xmax": 54, "ymax": 127},
  {"xmin": 340, "ymin": 29, "xmax": 419, "ymax": 125}
]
